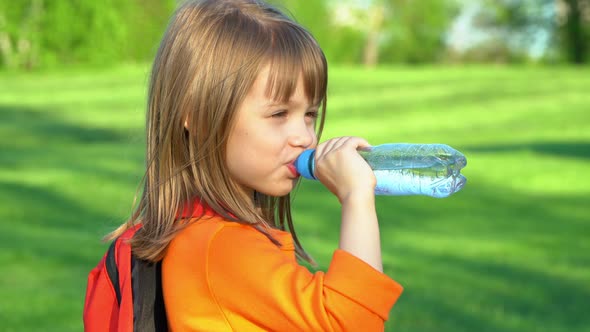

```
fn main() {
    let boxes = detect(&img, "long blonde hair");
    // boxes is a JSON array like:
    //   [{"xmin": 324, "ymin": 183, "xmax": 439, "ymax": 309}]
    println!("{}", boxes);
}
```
[{"xmin": 106, "ymin": 0, "xmax": 327, "ymax": 263}]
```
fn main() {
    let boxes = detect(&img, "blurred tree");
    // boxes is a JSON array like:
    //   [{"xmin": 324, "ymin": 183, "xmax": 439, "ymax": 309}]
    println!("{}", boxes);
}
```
[
  {"xmin": 0, "ymin": 0, "xmax": 176, "ymax": 70},
  {"xmin": 267, "ymin": 0, "xmax": 330, "ymax": 49},
  {"xmin": 304, "ymin": 0, "xmax": 459, "ymax": 66},
  {"xmin": 382, "ymin": 0, "xmax": 459, "ymax": 64},
  {"xmin": 324, "ymin": 25, "xmax": 366, "ymax": 64},
  {"xmin": 363, "ymin": 0, "xmax": 385, "ymax": 66},
  {"xmin": 125, "ymin": 0, "xmax": 177, "ymax": 62},
  {"xmin": 465, "ymin": 0, "xmax": 552, "ymax": 62},
  {"xmin": 40, "ymin": 0, "xmax": 132, "ymax": 66},
  {"xmin": 472, "ymin": 0, "xmax": 589, "ymax": 63},
  {"xmin": 358, "ymin": 0, "xmax": 459, "ymax": 65},
  {"xmin": 319, "ymin": 1, "xmax": 373, "ymax": 64},
  {"xmin": 559, "ymin": 0, "xmax": 589, "ymax": 63},
  {"xmin": 0, "ymin": 0, "xmax": 43, "ymax": 69},
  {"xmin": 268, "ymin": 0, "xmax": 368, "ymax": 64}
]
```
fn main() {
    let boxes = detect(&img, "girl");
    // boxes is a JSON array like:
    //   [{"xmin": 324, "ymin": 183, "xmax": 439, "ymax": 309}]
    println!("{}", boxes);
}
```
[{"xmin": 107, "ymin": 0, "xmax": 403, "ymax": 330}]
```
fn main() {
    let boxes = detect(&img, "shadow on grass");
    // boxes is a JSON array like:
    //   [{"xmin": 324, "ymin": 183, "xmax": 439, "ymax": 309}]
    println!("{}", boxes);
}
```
[
  {"xmin": 0, "ymin": 103, "xmax": 144, "ymax": 187},
  {"xmin": 389, "ymin": 246, "xmax": 589, "ymax": 332},
  {"xmin": 0, "ymin": 179, "xmax": 125, "ymax": 271},
  {"xmin": 327, "ymin": 72, "xmax": 590, "ymax": 120},
  {"xmin": 0, "ymin": 104, "xmax": 147, "ymax": 330},
  {"xmin": 292, "ymin": 178, "xmax": 589, "ymax": 332},
  {"xmin": 0, "ymin": 179, "xmax": 124, "ymax": 330},
  {"xmin": 465, "ymin": 141, "xmax": 590, "ymax": 160},
  {"xmin": 0, "ymin": 103, "xmax": 142, "ymax": 263},
  {"xmin": 0, "ymin": 105, "xmax": 131, "ymax": 145}
]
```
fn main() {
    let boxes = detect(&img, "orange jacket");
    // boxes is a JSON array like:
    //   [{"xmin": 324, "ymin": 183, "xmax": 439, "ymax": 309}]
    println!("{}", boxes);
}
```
[{"xmin": 163, "ymin": 214, "xmax": 403, "ymax": 331}]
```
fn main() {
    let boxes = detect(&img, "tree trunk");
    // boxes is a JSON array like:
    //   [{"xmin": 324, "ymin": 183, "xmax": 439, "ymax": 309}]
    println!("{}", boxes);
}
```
[
  {"xmin": 0, "ymin": 14, "xmax": 16, "ymax": 69},
  {"xmin": 17, "ymin": 0, "xmax": 44, "ymax": 69},
  {"xmin": 363, "ymin": 2, "xmax": 385, "ymax": 67},
  {"xmin": 564, "ymin": 0, "xmax": 587, "ymax": 63}
]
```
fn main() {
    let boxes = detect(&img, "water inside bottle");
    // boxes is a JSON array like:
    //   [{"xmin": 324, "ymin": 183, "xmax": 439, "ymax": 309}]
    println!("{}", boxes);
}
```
[
  {"xmin": 362, "ymin": 144, "xmax": 468, "ymax": 197},
  {"xmin": 373, "ymin": 169, "xmax": 466, "ymax": 197}
]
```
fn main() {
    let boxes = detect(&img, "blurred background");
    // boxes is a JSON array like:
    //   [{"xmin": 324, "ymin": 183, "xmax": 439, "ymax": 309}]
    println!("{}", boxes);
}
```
[
  {"xmin": 1, "ymin": 0, "xmax": 589, "ymax": 69},
  {"xmin": 0, "ymin": 0, "xmax": 588, "ymax": 331}
]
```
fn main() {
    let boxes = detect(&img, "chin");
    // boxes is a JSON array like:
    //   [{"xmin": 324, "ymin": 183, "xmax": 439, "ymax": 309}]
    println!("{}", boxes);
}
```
[
  {"xmin": 258, "ymin": 181, "xmax": 297, "ymax": 197},
  {"xmin": 262, "ymin": 188, "xmax": 293, "ymax": 198}
]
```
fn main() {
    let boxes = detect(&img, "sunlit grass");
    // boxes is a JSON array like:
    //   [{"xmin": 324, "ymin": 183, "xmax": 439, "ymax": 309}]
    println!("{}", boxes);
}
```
[{"xmin": 1, "ymin": 63, "xmax": 589, "ymax": 331}]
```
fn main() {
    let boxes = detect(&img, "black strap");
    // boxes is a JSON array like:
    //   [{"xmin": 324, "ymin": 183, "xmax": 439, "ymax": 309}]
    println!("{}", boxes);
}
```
[
  {"xmin": 105, "ymin": 240, "xmax": 121, "ymax": 305},
  {"xmin": 132, "ymin": 258, "xmax": 168, "ymax": 331},
  {"xmin": 104, "ymin": 233, "xmax": 168, "ymax": 331}
]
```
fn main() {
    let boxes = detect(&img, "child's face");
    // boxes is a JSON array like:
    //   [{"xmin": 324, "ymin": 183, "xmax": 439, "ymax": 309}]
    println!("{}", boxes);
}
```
[{"xmin": 226, "ymin": 65, "xmax": 319, "ymax": 198}]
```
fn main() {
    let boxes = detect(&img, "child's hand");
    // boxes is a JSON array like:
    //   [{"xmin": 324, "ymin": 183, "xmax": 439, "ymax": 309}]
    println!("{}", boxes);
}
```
[{"xmin": 313, "ymin": 137, "xmax": 376, "ymax": 203}]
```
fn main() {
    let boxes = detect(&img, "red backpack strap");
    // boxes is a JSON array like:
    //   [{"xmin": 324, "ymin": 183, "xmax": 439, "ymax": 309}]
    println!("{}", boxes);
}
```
[
  {"xmin": 83, "ymin": 244, "xmax": 120, "ymax": 331},
  {"xmin": 83, "ymin": 226, "xmax": 139, "ymax": 332},
  {"xmin": 84, "ymin": 224, "xmax": 167, "ymax": 332}
]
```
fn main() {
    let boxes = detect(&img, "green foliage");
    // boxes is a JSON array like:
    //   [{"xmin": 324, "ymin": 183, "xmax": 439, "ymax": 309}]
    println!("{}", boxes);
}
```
[
  {"xmin": 267, "ymin": 0, "xmax": 335, "ymax": 58},
  {"xmin": 270, "ymin": 0, "xmax": 459, "ymax": 65},
  {"xmin": 2, "ymin": 1, "xmax": 588, "ymax": 70},
  {"xmin": 379, "ymin": 0, "xmax": 459, "ymax": 64},
  {"xmin": 472, "ymin": 0, "xmax": 590, "ymax": 64},
  {"xmin": 323, "ymin": 26, "xmax": 366, "ymax": 64},
  {"xmin": 0, "ymin": 0, "xmax": 176, "ymax": 69},
  {"xmin": 559, "ymin": 0, "xmax": 590, "ymax": 63},
  {"xmin": 267, "ymin": 0, "xmax": 366, "ymax": 64},
  {"xmin": 0, "ymin": 0, "xmax": 43, "ymax": 69},
  {"xmin": 39, "ymin": 0, "xmax": 129, "ymax": 66}
]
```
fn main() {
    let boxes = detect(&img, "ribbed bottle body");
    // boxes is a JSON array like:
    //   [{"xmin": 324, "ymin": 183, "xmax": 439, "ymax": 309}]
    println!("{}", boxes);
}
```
[{"xmin": 295, "ymin": 143, "xmax": 467, "ymax": 198}]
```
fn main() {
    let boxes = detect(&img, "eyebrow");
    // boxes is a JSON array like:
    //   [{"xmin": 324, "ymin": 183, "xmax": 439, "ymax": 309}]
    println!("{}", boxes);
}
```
[{"xmin": 266, "ymin": 100, "xmax": 320, "ymax": 109}]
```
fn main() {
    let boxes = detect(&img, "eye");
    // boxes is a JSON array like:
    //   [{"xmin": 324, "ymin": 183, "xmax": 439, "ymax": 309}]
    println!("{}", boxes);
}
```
[
  {"xmin": 306, "ymin": 110, "xmax": 319, "ymax": 119},
  {"xmin": 271, "ymin": 110, "xmax": 288, "ymax": 118}
]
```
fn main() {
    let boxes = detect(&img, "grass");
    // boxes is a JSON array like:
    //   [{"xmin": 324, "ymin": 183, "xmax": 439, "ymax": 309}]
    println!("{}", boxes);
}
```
[{"xmin": 0, "ymin": 63, "xmax": 589, "ymax": 331}]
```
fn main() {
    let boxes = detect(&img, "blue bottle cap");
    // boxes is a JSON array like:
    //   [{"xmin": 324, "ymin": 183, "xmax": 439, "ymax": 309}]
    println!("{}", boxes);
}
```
[{"xmin": 295, "ymin": 149, "xmax": 316, "ymax": 180}]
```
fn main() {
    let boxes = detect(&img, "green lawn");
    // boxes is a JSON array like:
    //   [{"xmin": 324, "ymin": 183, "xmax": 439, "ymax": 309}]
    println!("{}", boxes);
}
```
[{"xmin": 1, "ymin": 64, "xmax": 589, "ymax": 331}]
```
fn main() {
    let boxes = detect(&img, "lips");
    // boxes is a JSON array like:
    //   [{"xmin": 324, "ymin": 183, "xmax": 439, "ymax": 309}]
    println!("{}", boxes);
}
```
[{"xmin": 287, "ymin": 162, "xmax": 299, "ymax": 177}]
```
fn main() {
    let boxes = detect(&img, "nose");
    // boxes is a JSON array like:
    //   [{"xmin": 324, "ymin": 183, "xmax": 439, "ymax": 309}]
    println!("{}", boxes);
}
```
[{"xmin": 288, "ymin": 120, "xmax": 316, "ymax": 149}]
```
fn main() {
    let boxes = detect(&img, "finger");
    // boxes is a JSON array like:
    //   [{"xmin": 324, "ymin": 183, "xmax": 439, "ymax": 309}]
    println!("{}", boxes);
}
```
[
  {"xmin": 344, "ymin": 137, "xmax": 371, "ymax": 150},
  {"xmin": 330, "ymin": 136, "xmax": 351, "ymax": 152},
  {"xmin": 327, "ymin": 137, "xmax": 370, "ymax": 155},
  {"xmin": 315, "ymin": 137, "xmax": 346, "ymax": 160}
]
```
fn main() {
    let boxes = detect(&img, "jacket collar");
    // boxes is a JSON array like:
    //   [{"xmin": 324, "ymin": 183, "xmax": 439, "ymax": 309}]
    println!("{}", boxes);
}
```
[{"xmin": 177, "ymin": 198, "xmax": 218, "ymax": 219}]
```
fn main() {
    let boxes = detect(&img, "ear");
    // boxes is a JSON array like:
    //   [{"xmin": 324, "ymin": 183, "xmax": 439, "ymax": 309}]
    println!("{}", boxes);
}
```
[{"xmin": 184, "ymin": 115, "xmax": 191, "ymax": 131}]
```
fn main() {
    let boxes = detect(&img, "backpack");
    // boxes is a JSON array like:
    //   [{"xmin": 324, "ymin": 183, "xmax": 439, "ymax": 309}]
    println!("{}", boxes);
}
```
[{"xmin": 83, "ymin": 225, "xmax": 168, "ymax": 331}]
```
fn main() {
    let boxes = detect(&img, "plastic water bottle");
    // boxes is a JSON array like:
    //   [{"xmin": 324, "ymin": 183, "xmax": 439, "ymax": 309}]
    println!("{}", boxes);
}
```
[{"xmin": 295, "ymin": 143, "xmax": 467, "ymax": 198}]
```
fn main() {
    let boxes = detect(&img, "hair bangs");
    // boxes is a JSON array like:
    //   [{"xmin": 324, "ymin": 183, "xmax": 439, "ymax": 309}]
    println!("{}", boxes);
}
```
[{"xmin": 264, "ymin": 23, "xmax": 327, "ymax": 107}]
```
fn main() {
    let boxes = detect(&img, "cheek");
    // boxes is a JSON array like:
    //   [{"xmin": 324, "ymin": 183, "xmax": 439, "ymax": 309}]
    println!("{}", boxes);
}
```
[
  {"xmin": 310, "ymin": 130, "xmax": 319, "ymax": 148},
  {"xmin": 226, "ymin": 129, "xmax": 249, "ymax": 170},
  {"xmin": 227, "ymin": 129, "xmax": 265, "ymax": 168}
]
